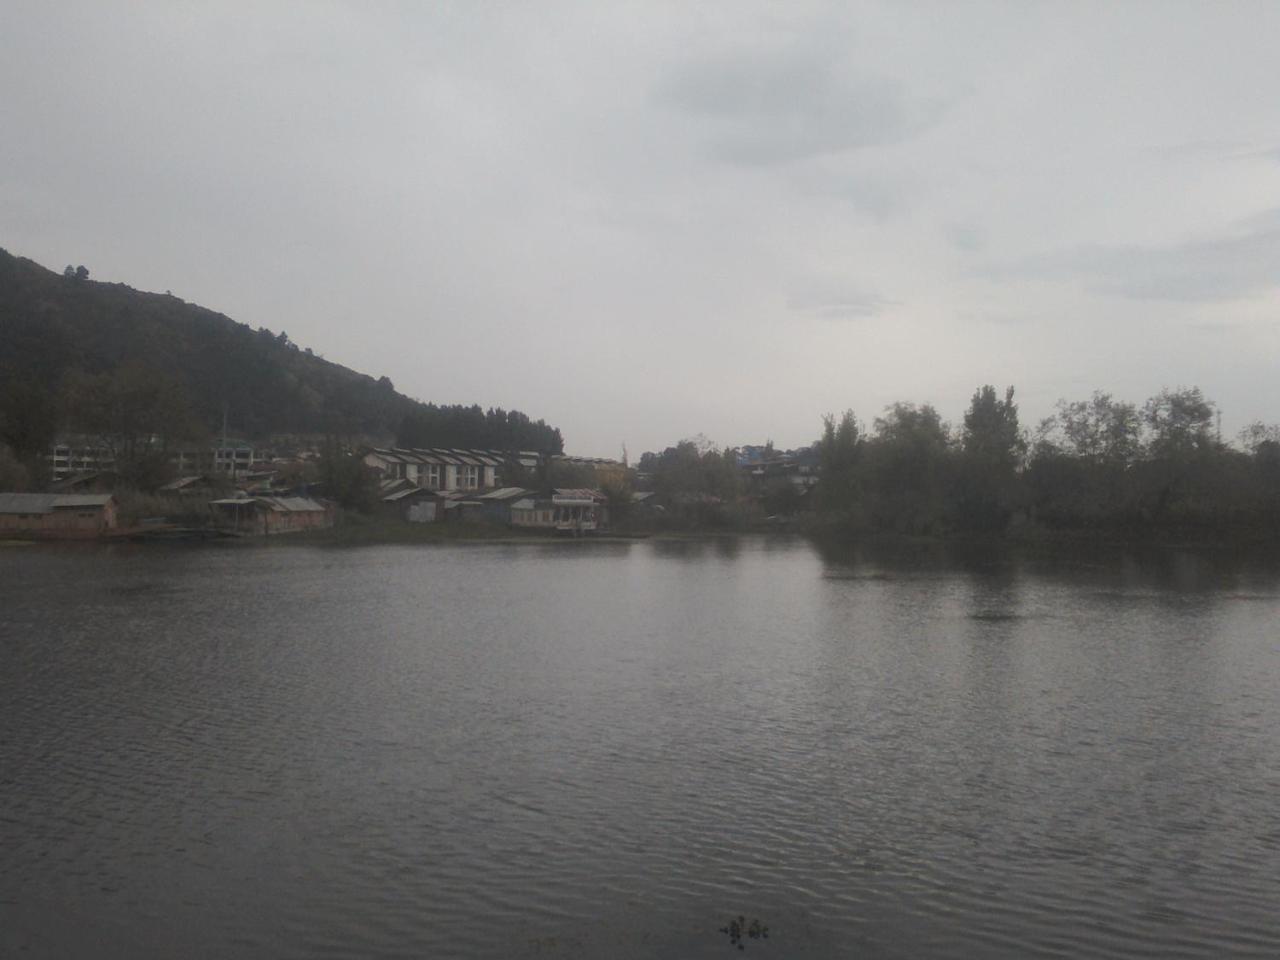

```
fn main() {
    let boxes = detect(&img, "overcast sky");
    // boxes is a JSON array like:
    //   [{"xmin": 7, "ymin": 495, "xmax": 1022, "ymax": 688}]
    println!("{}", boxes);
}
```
[{"xmin": 3, "ymin": 2, "xmax": 1278, "ymax": 456}]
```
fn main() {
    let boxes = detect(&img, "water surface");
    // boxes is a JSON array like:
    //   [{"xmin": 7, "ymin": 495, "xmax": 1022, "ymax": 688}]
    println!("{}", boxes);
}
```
[{"xmin": 2, "ymin": 537, "xmax": 1279, "ymax": 958}]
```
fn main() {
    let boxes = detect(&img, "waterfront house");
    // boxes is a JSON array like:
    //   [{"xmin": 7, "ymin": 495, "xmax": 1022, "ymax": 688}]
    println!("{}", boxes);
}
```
[
  {"xmin": 209, "ymin": 496, "xmax": 332, "ymax": 535},
  {"xmin": 509, "ymin": 488, "xmax": 606, "ymax": 533},
  {"xmin": 0, "ymin": 493, "xmax": 118, "ymax": 539}
]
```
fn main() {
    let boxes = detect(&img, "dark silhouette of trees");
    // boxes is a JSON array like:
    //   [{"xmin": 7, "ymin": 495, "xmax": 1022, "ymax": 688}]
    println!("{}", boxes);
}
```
[
  {"xmin": 396, "ymin": 404, "xmax": 563, "ymax": 454},
  {"xmin": 863, "ymin": 403, "xmax": 952, "ymax": 535},
  {"xmin": 816, "ymin": 410, "xmax": 861, "ymax": 518},
  {"xmin": 815, "ymin": 384, "xmax": 1280, "ymax": 541},
  {"xmin": 956, "ymin": 385, "xmax": 1023, "ymax": 531}
]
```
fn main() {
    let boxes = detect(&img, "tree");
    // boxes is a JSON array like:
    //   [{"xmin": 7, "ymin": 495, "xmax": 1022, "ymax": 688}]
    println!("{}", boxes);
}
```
[
  {"xmin": 955, "ymin": 386, "xmax": 1025, "ymax": 531},
  {"xmin": 863, "ymin": 403, "xmax": 952, "ymax": 534},
  {"xmin": 962, "ymin": 385, "xmax": 1023, "ymax": 463},
  {"xmin": 1144, "ymin": 386, "xmax": 1216, "ymax": 459},
  {"xmin": 318, "ymin": 439, "xmax": 377, "ymax": 511},
  {"xmin": 60, "ymin": 362, "xmax": 205, "ymax": 490},
  {"xmin": 1238, "ymin": 421, "xmax": 1280, "ymax": 455},
  {"xmin": 1053, "ymin": 391, "xmax": 1143, "ymax": 464},
  {"xmin": 75, "ymin": 265, "xmax": 89, "ymax": 281},
  {"xmin": 0, "ymin": 369, "xmax": 59, "ymax": 487},
  {"xmin": 816, "ymin": 410, "xmax": 861, "ymax": 516}
]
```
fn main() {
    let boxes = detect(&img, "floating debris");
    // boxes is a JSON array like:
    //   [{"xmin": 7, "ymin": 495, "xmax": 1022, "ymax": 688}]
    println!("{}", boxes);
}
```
[{"xmin": 718, "ymin": 915, "xmax": 769, "ymax": 950}]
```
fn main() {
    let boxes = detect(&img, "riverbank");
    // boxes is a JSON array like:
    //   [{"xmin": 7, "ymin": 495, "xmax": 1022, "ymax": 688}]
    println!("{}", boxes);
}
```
[{"xmin": 270, "ymin": 517, "xmax": 656, "ymax": 547}]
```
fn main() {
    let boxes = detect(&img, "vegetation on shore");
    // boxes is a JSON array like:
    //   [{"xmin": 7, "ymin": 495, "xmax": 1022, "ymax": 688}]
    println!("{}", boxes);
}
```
[{"xmin": 631, "ymin": 385, "xmax": 1280, "ymax": 546}]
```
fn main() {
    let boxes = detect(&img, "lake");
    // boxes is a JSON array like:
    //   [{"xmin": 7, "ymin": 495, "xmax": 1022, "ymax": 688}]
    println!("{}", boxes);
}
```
[{"xmin": 2, "ymin": 537, "xmax": 1279, "ymax": 958}]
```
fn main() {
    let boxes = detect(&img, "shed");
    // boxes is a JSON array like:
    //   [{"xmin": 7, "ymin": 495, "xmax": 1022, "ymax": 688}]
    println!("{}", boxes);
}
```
[
  {"xmin": 381, "ymin": 485, "xmax": 447, "ymax": 523},
  {"xmin": 210, "ymin": 496, "xmax": 332, "ymax": 535},
  {"xmin": 0, "ymin": 493, "xmax": 118, "ymax": 539}
]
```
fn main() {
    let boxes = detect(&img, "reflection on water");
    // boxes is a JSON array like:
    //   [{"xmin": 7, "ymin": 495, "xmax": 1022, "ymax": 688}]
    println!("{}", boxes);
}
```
[{"xmin": 2, "ymin": 537, "xmax": 1279, "ymax": 959}]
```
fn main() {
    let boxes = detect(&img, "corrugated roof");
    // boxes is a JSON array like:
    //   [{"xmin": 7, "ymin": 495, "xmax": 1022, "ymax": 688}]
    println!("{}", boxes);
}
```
[
  {"xmin": 55, "ymin": 494, "xmax": 115, "ymax": 507},
  {"xmin": 383, "ymin": 487, "xmax": 437, "ymax": 502},
  {"xmin": 0, "ymin": 493, "xmax": 114, "ymax": 514},
  {"xmin": 476, "ymin": 487, "xmax": 530, "ymax": 501},
  {"xmin": 0, "ymin": 493, "xmax": 56, "ymax": 514},
  {"xmin": 266, "ymin": 496, "xmax": 325, "ymax": 512}
]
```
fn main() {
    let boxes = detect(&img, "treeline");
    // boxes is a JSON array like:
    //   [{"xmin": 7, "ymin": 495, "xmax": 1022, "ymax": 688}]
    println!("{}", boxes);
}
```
[
  {"xmin": 635, "ymin": 437, "xmax": 745, "ymax": 527},
  {"xmin": 0, "ymin": 248, "xmax": 564, "ymax": 487},
  {"xmin": 397, "ymin": 405, "xmax": 562, "ymax": 453},
  {"xmin": 817, "ymin": 385, "xmax": 1280, "ymax": 540}
]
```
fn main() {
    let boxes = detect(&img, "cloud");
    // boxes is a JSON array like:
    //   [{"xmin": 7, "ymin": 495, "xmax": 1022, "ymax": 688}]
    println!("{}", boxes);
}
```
[
  {"xmin": 946, "ymin": 222, "xmax": 985, "ymax": 253},
  {"xmin": 996, "ymin": 208, "xmax": 1280, "ymax": 302},
  {"xmin": 788, "ymin": 276, "xmax": 895, "ymax": 320},
  {"xmin": 655, "ymin": 43, "xmax": 941, "ymax": 166}
]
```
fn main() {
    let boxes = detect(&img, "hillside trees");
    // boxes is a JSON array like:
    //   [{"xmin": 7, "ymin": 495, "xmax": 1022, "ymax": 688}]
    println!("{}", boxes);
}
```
[
  {"xmin": 397, "ymin": 404, "xmax": 564, "ymax": 454},
  {"xmin": 0, "ymin": 247, "xmax": 567, "ymax": 461}
]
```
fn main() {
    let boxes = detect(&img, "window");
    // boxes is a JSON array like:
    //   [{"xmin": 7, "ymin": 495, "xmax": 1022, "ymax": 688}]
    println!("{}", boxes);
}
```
[{"xmin": 459, "ymin": 465, "xmax": 478, "ymax": 488}]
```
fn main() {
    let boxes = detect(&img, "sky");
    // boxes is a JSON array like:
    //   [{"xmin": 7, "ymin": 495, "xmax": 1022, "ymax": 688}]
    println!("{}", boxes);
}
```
[{"xmin": 2, "ymin": 1, "xmax": 1278, "ymax": 457}]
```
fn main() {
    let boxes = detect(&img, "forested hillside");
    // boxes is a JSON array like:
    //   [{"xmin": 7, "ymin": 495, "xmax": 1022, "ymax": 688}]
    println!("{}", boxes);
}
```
[{"xmin": 0, "ymin": 249, "xmax": 563, "ymax": 476}]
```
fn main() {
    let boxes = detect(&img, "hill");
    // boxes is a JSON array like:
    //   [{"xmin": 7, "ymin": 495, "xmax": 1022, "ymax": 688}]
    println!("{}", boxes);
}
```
[{"xmin": 0, "ymin": 248, "xmax": 563, "ymax": 474}]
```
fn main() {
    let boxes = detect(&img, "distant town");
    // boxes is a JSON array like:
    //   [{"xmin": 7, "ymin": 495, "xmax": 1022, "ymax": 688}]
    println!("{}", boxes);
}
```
[{"xmin": 0, "ymin": 436, "xmax": 818, "ymax": 541}]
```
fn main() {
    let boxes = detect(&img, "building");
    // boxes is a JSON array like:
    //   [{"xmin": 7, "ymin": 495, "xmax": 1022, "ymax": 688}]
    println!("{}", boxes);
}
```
[
  {"xmin": 47, "ymin": 442, "xmax": 117, "ymax": 481},
  {"xmin": 509, "ymin": 489, "xmax": 606, "ymax": 533},
  {"xmin": 362, "ymin": 448, "xmax": 519, "ymax": 491},
  {"xmin": 48, "ymin": 438, "xmax": 261, "ymax": 482},
  {"xmin": 0, "ymin": 493, "xmax": 118, "ymax": 539},
  {"xmin": 473, "ymin": 486, "xmax": 533, "ymax": 523},
  {"xmin": 380, "ymin": 485, "xmax": 450, "ymax": 523},
  {"xmin": 209, "ymin": 496, "xmax": 332, "ymax": 535}
]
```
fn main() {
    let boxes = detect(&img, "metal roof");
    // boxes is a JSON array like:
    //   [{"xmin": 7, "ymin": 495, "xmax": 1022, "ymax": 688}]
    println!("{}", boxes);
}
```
[
  {"xmin": 383, "ymin": 487, "xmax": 439, "ymax": 502},
  {"xmin": 552, "ymin": 488, "xmax": 605, "ymax": 501},
  {"xmin": 0, "ymin": 493, "xmax": 113, "ymax": 514},
  {"xmin": 263, "ymin": 496, "xmax": 325, "ymax": 512},
  {"xmin": 476, "ymin": 486, "xmax": 530, "ymax": 501},
  {"xmin": 209, "ymin": 496, "xmax": 325, "ymax": 512}
]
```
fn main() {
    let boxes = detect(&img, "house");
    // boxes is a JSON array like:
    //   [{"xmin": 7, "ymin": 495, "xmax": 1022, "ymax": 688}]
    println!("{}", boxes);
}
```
[
  {"xmin": 209, "ymin": 496, "xmax": 333, "ymax": 535},
  {"xmin": 362, "ymin": 448, "xmax": 506, "ymax": 491},
  {"xmin": 510, "ymin": 488, "xmax": 606, "ymax": 533},
  {"xmin": 0, "ymin": 493, "xmax": 118, "ymax": 539}
]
